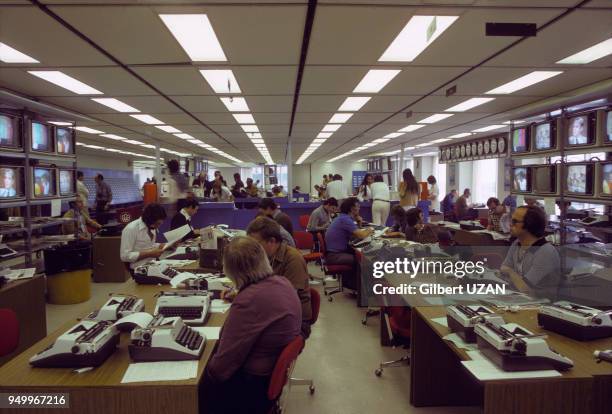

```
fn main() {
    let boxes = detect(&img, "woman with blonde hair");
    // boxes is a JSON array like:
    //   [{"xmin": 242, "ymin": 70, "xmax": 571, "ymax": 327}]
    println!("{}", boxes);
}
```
[{"xmin": 398, "ymin": 168, "xmax": 420, "ymax": 211}]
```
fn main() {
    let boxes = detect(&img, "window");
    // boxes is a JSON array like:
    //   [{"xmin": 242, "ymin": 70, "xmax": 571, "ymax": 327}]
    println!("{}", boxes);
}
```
[{"xmin": 472, "ymin": 158, "xmax": 498, "ymax": 204}]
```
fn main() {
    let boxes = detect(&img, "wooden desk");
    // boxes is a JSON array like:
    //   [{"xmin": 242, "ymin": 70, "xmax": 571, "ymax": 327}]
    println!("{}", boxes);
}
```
[
  {"xmin": 410, "ymin": 306, "xmax": 612, "ymax": 414},
  {"xmin": 0, "ymin": 280, "xmax": 227, "ymax": 414},
  {"xmin": 0, "ymin": 276, "xmax": 47, "ymax": 366}
]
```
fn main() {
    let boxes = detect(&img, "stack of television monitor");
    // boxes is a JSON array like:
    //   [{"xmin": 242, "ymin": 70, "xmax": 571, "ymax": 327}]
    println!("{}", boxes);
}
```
[
  {"xmin": 0, "ymin": 114, "xmax": 75, "ymax": 156},
  {"xmin": 510, "ymin": 108, "xmax": 612, "ymax": 154},
  {"xmin": 511, "ymin": 161, "xmax": 611, "ymax": 200},
  {"xmin": 0, "ymin": 165, "xmax": 76, "ymax": 202}
]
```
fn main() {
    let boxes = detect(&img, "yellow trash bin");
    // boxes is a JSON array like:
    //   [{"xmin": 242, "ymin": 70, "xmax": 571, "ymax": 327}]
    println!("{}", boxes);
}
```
[{"xmin": 46, "ymin": 269, "xmax": 92, "ymax": 305}]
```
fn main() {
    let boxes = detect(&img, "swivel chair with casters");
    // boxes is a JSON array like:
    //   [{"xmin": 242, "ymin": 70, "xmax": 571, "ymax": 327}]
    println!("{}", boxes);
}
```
[
  {"xmin": 317, "ymin": 233, "xmax": 352, "ymax": 302},
  {"xmin": 290, "ymin": 287, "xmax": 321, "ymax": 394},
  {"xmin": 375, "ymin": 306, "xmax": 411, "ymax": 377}
]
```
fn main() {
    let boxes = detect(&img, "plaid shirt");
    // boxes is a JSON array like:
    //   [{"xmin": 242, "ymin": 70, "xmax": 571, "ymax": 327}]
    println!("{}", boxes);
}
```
[
  {"xmin": 488, "ymin": 209, "xmax": 503, "ymax": 232},
  {"xmin": 95, "ymin": 180, "xmax": 113, "ymax": 204}
]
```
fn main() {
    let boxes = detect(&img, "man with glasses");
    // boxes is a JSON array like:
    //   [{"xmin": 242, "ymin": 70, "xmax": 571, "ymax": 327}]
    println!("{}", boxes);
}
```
[{"xmin": 500, "ymin": 206, "xmax": 560, "ymax": 298}]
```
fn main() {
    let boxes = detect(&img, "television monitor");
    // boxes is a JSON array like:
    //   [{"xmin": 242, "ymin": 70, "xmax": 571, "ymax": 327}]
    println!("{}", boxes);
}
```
[
  {"xmin": 533, "ymin": 165, "xmax": 557, "ymax": 195},
  {"xmin": 566, "ymin": 113, "xmax": 595, "ymax": 147},
  {"xmin": 565, "ymin": 163, "xmax": 594, "ymax": 196},
  {"xmin": 512, "ymin": 167, "xmax": 531, "ymax": 193},
  {"xmin": 55, "ymin": 127, "xmax": 73, "ymax": 155},
  {"xmin": 533, "ymin": 121, "xmax": 556, "ymax": 151},
  {"xmin": 59, "ymin": 169, "xmax": 75, "ymax": 196},
  {"xmin": 600, "ymin": 162, "xmax": 612, "ymax": 197},
  {"xmin": 0, "ymin": 113, "xmax": 20, "ymax": 149},
  {"xmin": 31, "ymin": 121, "xmax": 52, "ymax": 152},
  {"xmin": 605, "ymin": 110, "xmax": 612, "ymax": 144},
  {"xmin": 33, "ymin": 167, "xmax": 56, "ymax": 197},
  {"xmin": 511, "ymin": 127, "xmax": 530, "ymax": 154},
  {"xmin": 0, "ymin": 166, "xmax": 25, "ymax": 200}
]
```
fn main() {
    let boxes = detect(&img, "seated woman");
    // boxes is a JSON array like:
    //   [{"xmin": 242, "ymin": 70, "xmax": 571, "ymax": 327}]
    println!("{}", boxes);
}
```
[
  {"xmin": 201, "ymin": 236, "xmax": 302, "ymax": 414},
  {"xmin": 384, "ymin": 205, "xmax": 408, "ymax": 238},
  {"xmin": 404, "ymin": 207, "xmax": 438, "ymax": 244},
  {"xmin": 62, "ymin": 195, "xmax": 101, "ymax": 240}
]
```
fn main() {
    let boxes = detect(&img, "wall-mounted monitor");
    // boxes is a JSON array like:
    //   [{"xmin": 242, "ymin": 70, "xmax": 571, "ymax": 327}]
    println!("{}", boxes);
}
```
[
  {"xmin": 511, "ymin": 127, "xmax": 530, "ymax": 154},
  {"xmin": 598, "ymin": 162, "xmax": 612, "ymax": 198},
  {"xmin": 59, "ymin": 169, "xmax": 75, "ymax": 196},
  {"xmin": 565, "ymin": 162, "xmax": 594, "ymax": 196},
  {"xmin": 55, "ymin": 127, "xmax": 74, "ymax": 155},
  {"xmin": 512, "ymin": 166, "xmax": 531, "ymax": 193},
  {"xmin": 603, "ymin": 109, "xmax": 612, "ymax": 145},
  {"xmin": 0, "ymin": 166, "xmax": 25, "ymax": 200},
  {"xmin": 532, "ymin": 165, "xmax": 558, "ymax": 195},
  {"xmin": 32, "ymin": 167, "xmax": 56, "ymax": 198},
  {"xmin": 532, "ymin": 120, "xmax": 557, "ymax": 152},
  {"xmin": 31, "ymin": 121, "xmax": 53, "ymax": 153},
  {"xmin": 566, "ymin": 112, "xmax": 596, "ymax": 147},
  {"xmin": 0, "ymin": 113, "xmax": 21, "ymax": 150}
]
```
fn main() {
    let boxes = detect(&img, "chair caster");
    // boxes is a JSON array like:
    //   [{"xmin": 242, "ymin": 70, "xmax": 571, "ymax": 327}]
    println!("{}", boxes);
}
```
[
  {"xmin": 328, "ymin": 296, "xmax": 333, "ymax": 302},
  {"xmin": 309, "ymin": 385, "xmax": 315, "ymax": 395},
  {"xmin": 361, "ymin": 317, "xmax": 367, "ymax": 325},
  {"xmin": 323, "ymin": 290, "xmax": 328, "ymax": 296},
  {"xmin": 375, "ymin": 368, "xmax": 383, "ymax": 377}
]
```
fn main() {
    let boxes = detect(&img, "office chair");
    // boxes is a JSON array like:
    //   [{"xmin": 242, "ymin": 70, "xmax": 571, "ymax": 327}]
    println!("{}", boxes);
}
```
[
  {"xmin": 317, "ymin": 233, "xmax": 352, "ymax": 301},
  {"xmin": 0, "ymin": 308, "xmax": 19, "ymax": 357},
  {"xmin": 355, "ymin": 249, "xmax": 379, "ymax": 325},
  {"xmin": 267, "ymin": 335, "xmax": 305, "ymax": 414},
  {"xmin": 292, "ymin": 231, "xmax": 323, "ymax": 265},
  {"xmin": 298, "ymin": 214, "xmax": 310, "ymax": 230},
  {"xmin": 375, "ymin": 306, "xmax": 411, "ymax": 377},
  {"xmin": 290, "ymin": 287, "xmax": 320, "ymax": 395}
]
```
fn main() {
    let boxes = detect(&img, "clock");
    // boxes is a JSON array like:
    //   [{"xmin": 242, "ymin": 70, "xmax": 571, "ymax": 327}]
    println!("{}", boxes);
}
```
[
  {"xmin": 498, "ymin": 137, "xmax": 506, "ymax": 154},
  {"xmin": 466, "ymin": 144, "xmax": 472, "ymax": 156},
  {"xmin": 477, "ymin": 141, "xmax": 483, "ymax": 155},
  {"xmin": 445, "ymin": 148, "xmax": 451, "ymax": 159},
  {"xmin": 471, "ymin": 142, "xmax": 477, "ymax": 155},
  {"xmin": 484, "ymin": 140, "xmax": 490, "ymax": 154},
  {"xmin": 461, "ymin": 145, "xmax": 466, "ymax": 157},
  {"xmin": 438, "ymin": 150, "xmax": 443, "ymax": 160},
  {"xmin": 490, "ymin": 139, "xmax": 498, "ymax": 153},
  {"xmin": 455, "ymin": 146, "xmax": 461, "ymax": 158}
]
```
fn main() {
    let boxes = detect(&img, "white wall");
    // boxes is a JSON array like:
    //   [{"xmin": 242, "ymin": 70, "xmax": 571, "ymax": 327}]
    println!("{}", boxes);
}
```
[
  {"xmin": 308, "ymin": 160, "xmax": 367, "ymax": 194},
  {"xmin": 414, "ymin": 156, "xmax": 435, "ymax": 181},
  {"xmin": 76, "ymin": 151, "xmax": 132, "ymax": 171},
  {"xmin": 292, "ymin": 164, "xmax": 311, "ymax": 192}
]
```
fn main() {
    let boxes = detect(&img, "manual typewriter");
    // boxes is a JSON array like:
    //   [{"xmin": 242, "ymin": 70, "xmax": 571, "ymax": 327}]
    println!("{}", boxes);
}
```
[
  {"xmin": 30, "ymin": 320, "xmax": 120, "ymax": 368},
  {"xmin": 446, "ymin": 305, "xmax": 505, "ymax": 343},
  {"xmin": 459, "ymin": 220, "xmax": 485, "ymax": 231},
  {"xmin": 474, "ymin": 320, "xmax": 574, "ymax": 371},
  {"xmin": 87, "ymin": 294, "xmax": 145, "ymax": 322},
  {"xmin": 538, "ymin": 301, "xmax": 612, "ymax": 341},
  {"xmin": 128, "ymin": 315, "xmax": 206, "ymax": 361},
  {"xmin": 133, "ymin": 262, "xmax": 179, "ymax": 284},
  {"xmin": 162, "ymin": 245, "xmax": 200, "ymax": 261},
  {"xmin": 154, "ymin": 290, "xmax": 210, "ymax": 325}
]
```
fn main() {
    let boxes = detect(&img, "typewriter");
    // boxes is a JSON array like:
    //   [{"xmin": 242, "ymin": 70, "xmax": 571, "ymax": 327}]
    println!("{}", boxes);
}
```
[
  {"xmin": 162, "ymin": 245, "xmax": 199, "ymax": 261},
  {"xmin": 128, "ymin": 315, "xmax": 206, "ymax": 361},
  {"xmin": 154, "ymin": 290, "xmax": 210, "ymax": 325},
  {"xmin": 29, "ymin": 320, "xmax": 120, "ymax": 368},
  {"xmin": 87, "ymin": 294, "xmax": 145, "ymax": 322},
  {"xmin": 475, "ymin": 321, "xmax": 574, "ymax": 371},
  {"xmin": 459, "ymin": 220, "xmax": 485, "ymax": 231},
  {"xmin": 538, "ymin": 301, "xmax": 612, "ymax": 341},
  {"xmin": 446, "ymin": 305, "xmax": 505, "ymax": 343},
  {"xmin": 133, "ymin": 263, "xmax": 179, "ymax": 285}
]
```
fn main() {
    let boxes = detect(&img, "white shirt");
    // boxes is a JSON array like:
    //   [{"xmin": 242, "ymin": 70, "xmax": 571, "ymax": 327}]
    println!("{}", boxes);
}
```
[
  {"xmin": 76, "ymin": 180, "xmax": 89, "ymax": 207},
  {"xmin": 326, "ymin": 180, "xmax": 347, "ymax": 200},
  {"xmin": 429, "ymin": 183, "xmax": 440, "ymax": 211},
  {"xmin": 120, "ymin": 218, "xmax": 160, "ymax": 269},
  {"xmin": 357, "ymin": 185, "xmax": 371, "ymax": 202},
  {"xmin": 370, "ymin": 182, "xmax": 390, "ymax": 201},
  {"xmin": 213, "ymin": 186, "xmax": 232, "ymax": 201}
]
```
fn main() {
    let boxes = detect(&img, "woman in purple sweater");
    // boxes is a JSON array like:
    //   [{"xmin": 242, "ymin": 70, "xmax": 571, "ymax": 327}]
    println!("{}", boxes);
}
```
[{"xmin": 201, "ymin": 236, "xmax": 302, "ymax": 414}]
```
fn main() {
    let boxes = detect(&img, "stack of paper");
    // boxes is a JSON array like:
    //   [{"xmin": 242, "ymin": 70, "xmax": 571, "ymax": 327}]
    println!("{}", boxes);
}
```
[
  {"xmin": 211, "ymin": 299, "xmax": 231, "ymax": 314},
  {"xmin": 461, "ymin": 352, "xmax": 561, "ymax": 381},
  {"xmin": 121, "ymin": 360, "xmax": 199, "ymax": 384}
]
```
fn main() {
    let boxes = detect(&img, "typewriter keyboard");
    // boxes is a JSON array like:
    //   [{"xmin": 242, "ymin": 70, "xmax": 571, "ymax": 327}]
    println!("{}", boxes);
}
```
[
  {"xmin": 158, "ymin": 306, "xmax": 203, "ymax": 320},
  {"xmin": 162, "ymin": 268, "xmax": 179, "ymax": 278},
  {"xmin": 176, "ymin": 325, "xmax": 204, "ymax": 350}
]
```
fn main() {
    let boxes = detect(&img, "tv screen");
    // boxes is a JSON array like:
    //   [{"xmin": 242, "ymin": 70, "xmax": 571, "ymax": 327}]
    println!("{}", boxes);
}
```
[
  {"xmin": 606, "ymin": 110, "xmax": 612, "ymax": 143},
  {"xmin": 566, "ymin": 114, "xmax": 594, "ymax": 146},
  {"xmin": 33, "ymin": 167, "xmax": 56, "ymax": 197},
  {"xmin": 511, "ymin": 128, "xmax": 529, "ymax": 153},
  {"xmin": 566, "ymin": 164, "xmax": 594, "ymax": 195},
  {"xmin": 0, "ymin": 166, "xmax": 24, "ymax": 199},
  {"xmin": 59, "ymin": 169, "xmax": 75, "ymax": 195},
  {"xmin": 56, "ymin": 127, "xmax": 73, "ymax": 155},
  {"xmin": 0, "ymin": 114, "xmax": 19, "ymax": 149},
  {"xmin": 31, "ymin": 122, "xmax": 51, "ymax": 152},
  {"xmin": 534, "ymin": 122, "xmax": 555, "ymax": 151},
  {"xmin": 512, "ymin": 167, "xmax": 531, "ymax": 192},
  {"xmin": 601, "ymin": 163, "xmax": 612, "ymax": 197},
  {"xmin": 533, "ymin": 166, "xmax": 557, "ymax": 194}
]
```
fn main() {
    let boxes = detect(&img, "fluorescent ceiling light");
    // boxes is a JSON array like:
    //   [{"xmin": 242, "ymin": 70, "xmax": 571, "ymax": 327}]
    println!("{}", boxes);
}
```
[
  {"xmin": 448, "ymin": 132, "xmax": 472, "ymax": 138},
  {"xmin": 141, "ymin": 144, "xmax": 156, "ymax": 149},
  {"xmin": 220, "ymin": 97, "xmax": 250, "ymax": 112},
  {"xmin": 48, "ymin": 121, "xmax": 72, "ymax": 126},
  {"xmin": 329, "ymin": 113, "xmax": 353, "ymax": 123},
  {"xmin": 188, "ymin": 139, "xmax": 202, "ymax": 144},
  {"xmin": 313, "ymin": 139, "xmax": 326, "ymax": 143},
  {"xmin": 0, "ymin": 42, "xmax": 39, "ymax": 63},
  {"xmin": 472, "ymin": 125, "xmax": 506, "ymax": 133},
  {"xmin": 398, "ymin": 124, "xmax": 425, "ymax": 132},
  {"xmin": 322, "ymin": 124, "xmax": 341, "ymax": 132},
  {"xmin": 91, "ymin": 98, "xmax": 140, "ymax": 113},
  {"xmin": 317, "ymin": 132, "xmax": 333, "ymax": 139},
  {"xmin": 155, "ymin": 125, "xmax": 182, "ymax": 133},
  {"xmin": 233, "ymin": 114, "xmax": 255, "ymax": 124},
  {"xmin": 485, "ymin": 71, "xmax": 563, "ymax": 94},
  {"xmin": 384, "ymin": 132, "xmax": 404, "ymax": 139},
  {"xmin": 130, "ymin": 114, "xmax": 164, "ymax": 125},
  {"xmin": 363, "ymin": 143, "xmax": 376, "ymax": 147},
  {"xmin": 556, "ymin": 38, "xmax": 612, "ymax": 64},
  {"xmin": 200, "ymin": 69, "xmax": 241, "ymax": 93},
  {"xmin": 502, "ymin": 120, "xmax": 526, "ymax": 125},
  {"xmin": 198, "ymin": 143, "xmax": 212, "ymax": 148},
  {"xmin": 247, "ymin": 132, "xmax": 262, "ymax": 139},
  {"xmin": 353, "ymin": 69, "xmax": 401, "ymax": 93},
  {"xmin": 241, "ymin": 124, "xmax": 259, "ymax": 133},
  {"xmin": 251, "ymin": 139, "xmax": 264, "ymax": 144},
  {"xmin": 338, "ymin": 97, "xmax": 371, "ymax": 112},
  {"xmin": 418, "ymin": 113, "xmax": 454, "ymax": 124},
  {"xmin": 159, "ymin": 14, "xmax": 226, "ymax": 61},
  {"xmin": 74, "ymin": 126, "xmax": 103, "ymax": 134},
  {"xmin": 28, "ymin": 71, "xmax": 102, "ymax": 95},
  {"xmin": 174, "ymin": 133, "xmax": 194, "ymax": 140},
  {"xmin": 100, "ymin": 134, "xmax": 127, "ymax": 141},
  {"xmin": 431, "ymin": 138, "xmax": 451, "ymax": 144},
  {"xmin": 444, "ymin": 97, "xmax": 495, "ymax": 112},
  {"xmin": 372, "ymin": 138, "xmax": 390, "ymax": 144},
  {"xmin": 416, "ymin": 143, "xmax": 429, "ymax": 147},
  {"xmin": 379, "ymin": 16, "xmax": 459, "ymax": 62},
  {"xmin": 125, "ymin": 139, "xmax": 144, "ymax": 145}
]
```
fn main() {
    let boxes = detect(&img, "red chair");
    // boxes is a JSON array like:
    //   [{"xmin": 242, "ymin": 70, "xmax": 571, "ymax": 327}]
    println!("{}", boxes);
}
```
[
  {"xmin": 290, "ymin": 287, "xmax": 320, "ymax": 394},
  {"xmin": 375, "ymin": 306, "xmax": 411, "ymax": 376},
  {"xmin": 0, "ymin": 308, "xmax": 20, "ymax": 357},
  {"xmin": 317, "ymin": 233, "xmax": 352, "ymax": 301},
  {"xmin": 298, "ymin": 215, "xmax": 310, "ymax": 230},
  {"xmin": 267, "ymin": 335, "xmax": 305, "ymax": 413},
  {"xmin": 292, "ymin": 231, "xmax": 322, "ymax": 265}
]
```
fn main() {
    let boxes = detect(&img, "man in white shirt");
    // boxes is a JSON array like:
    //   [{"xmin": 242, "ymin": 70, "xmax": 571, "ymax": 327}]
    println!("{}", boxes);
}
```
[
  {"xmin": 120, "ymin": 203, "xmax": 167, "ymax": 270},
  {"xmin": 370, "ymin": 175, "xmax": 391, "ymax": 226},
  {"xmin": 325, "ymin": 174, "xmax": 347, "ymax": 201},
  {"xmin": 76, "ymin": 171, "xmax": 89, "ymax": 208}
]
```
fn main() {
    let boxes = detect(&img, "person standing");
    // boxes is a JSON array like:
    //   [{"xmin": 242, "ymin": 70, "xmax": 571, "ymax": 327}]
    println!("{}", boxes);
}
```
[
  {"xmin": 76, "ymin": 171, "xmax": 89, "ymax": 209},
  {"xmin": 94, "ymin": 173, "xmax": 112, "ymax": 225},
  {"xmin": 356, "ymin": 174, "xmax": 373, "ymax": 202},
  {"xmin": 398, "ymin": 168, "xmax": 419, "ymax": 211},
  {"xmin": 370, "ymin": 175, "xmax": 390, "ymax": 226},
  {"xmin": 427, "ymin": 175, "xmax": 439, "ymax": 212},
  {"xmin": 166, "ymin": 159, "xmax": 189, "ymax": 211},
  {"xmin": 325, "ymin": 174, "xmax": 347, "ymax": 201}
]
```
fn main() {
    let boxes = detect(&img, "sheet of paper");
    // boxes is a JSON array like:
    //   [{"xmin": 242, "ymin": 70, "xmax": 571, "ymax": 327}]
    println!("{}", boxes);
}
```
[
  {"xmin": 461, "ymin": 359, "xmax": 561, "ymax": 381},
  {"xmin": 121, "ymin": 360, "xmax": 198, "ymax": 384},
  {"xmin": 170, "ymin": 272, "xmax": 198, "ymax": 288},
  {"xmin": 194, "ymin": 326, "xmax": 221, "ymax": 340},
  {"xmin": 424, "ymin": 297, "xmax": 455, "ymax": 306},
  {"xmin": 201, "ymin": 227, "xmax": 217, "ymax": 249},
  {"xmin": 163, "ymin": 224, "xmax": 192, "ymax": 250},
  {"xmin": 211, "ymin": 299, "xmax": 231, "ymax": 314},
  {"xmin": 431, "ymin": 317, "xmax": 449, "ymax": 328},
  {"xmin": 0, "ymin": 268, "xmax": 36, "ymax": 280},
  {"xmin": 442, "ymin": 333, "xmax": 478, "ymax": 351},
  {"xmin": 113, "ymin": 312, "xmax": 153, "ymax": 329},
  {"xmin": 51, "ymin": 199, "xmax": 61, "ymax": 217},
  {"xmin": 158, "ymin": 259, "xmax": 195, "ymax": 267}
]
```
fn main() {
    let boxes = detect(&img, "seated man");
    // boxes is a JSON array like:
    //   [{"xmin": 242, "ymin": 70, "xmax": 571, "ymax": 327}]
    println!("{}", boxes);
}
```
[
  {"xmin": 324, "ymin": 197, "xmax": 374, "ymax": 289},
  {"xmin": 307, "ymin": 197, "xmax": 338, "ymax": 233},
  {"xmin": 62, "ymin": 195, "xmax": 101, "ymax": 240},
  {"xmin": 258, "ymin": 197, "xmax": 293, "ymax": 237},
  {"xmin": 501, "ymin": 206, "xmax": 560, "ymax": 299},
  {"xmin": 454, "ymin": 188, "xmax": 478, "ymax": 221},
  {"xmin": 247, "ymin": 216, "xmax": 312, "ymax": 338},
  {"xmin": 120, "ymin": 203, "xmax": 167, "ymax": 270},
  {"xmin": 170, "ymin": 198, "xmax": 199, "ymax": 241},
  {"xmin": 404, "ymin": 208, "xmax": 438, "ymax": 244},
  {"xmin": 486, "ymin": 197, "xmax": 506, "ymax": 232},
  {"xmin": 384, "ymin": 205, "xmax": 408, "ymax": 238}
]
